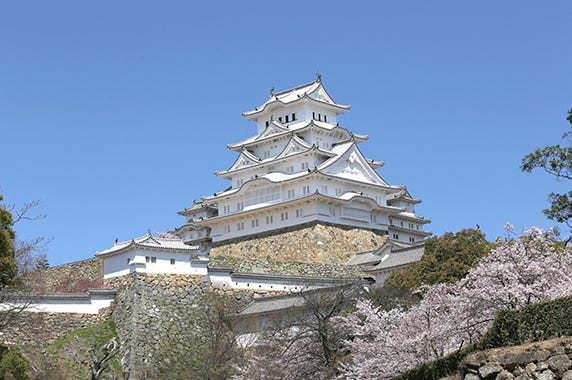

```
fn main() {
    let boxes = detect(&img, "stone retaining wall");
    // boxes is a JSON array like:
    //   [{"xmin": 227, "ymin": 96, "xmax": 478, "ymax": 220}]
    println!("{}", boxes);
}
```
[
  {"xmin": 458, "ymin": 337, "xmax": 572, "ymax": 380},
  {"xmin": 211, "ymin": 221, "xmax": 387, "ymax": 264},
  {"xmin": 109, "ymin": 273, "xmax": 264, "ymax": 379},
  {"xmin": 40, "ymin": 258, "xmax": 103, "ymax": 292},
  {"xmin": 0, "ymin": 307, "xmax": 111, "ymax": 346}
]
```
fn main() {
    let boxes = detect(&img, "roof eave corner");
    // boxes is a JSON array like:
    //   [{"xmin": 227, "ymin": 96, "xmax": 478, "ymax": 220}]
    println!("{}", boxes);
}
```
[{"xmin": 242, "ymin": 111, "xmax": 258, "ymax": 121}]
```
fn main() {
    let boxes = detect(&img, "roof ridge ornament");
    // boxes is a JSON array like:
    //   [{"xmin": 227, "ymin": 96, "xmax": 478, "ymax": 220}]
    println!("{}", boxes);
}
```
[
  {"xmin": 316, "ymin": 71, "xmax": 322, "ymax": 83},
  {"xmin": 270, "ymin": 86, "xmax": 275, "ymax": 97}
]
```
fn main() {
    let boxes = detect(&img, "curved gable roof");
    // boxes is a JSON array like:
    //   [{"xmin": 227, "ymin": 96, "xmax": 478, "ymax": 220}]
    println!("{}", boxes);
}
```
[
  {"xmin": 95, "ymin": 233, "xmax": 198, "ymax": 257},
  {"xmin": 275, "ymin": 134, "xmax": 312, "ymax": 158},
  {"xmin": 318, "ymin": 142, "xmax": 393, "ymax": 187},
  {"xmin": 216, "ymin": 150, "xmax": 261, "ymax": 177},
  {"xmin": 243, "ymin": 79, "xmax": 350, "ymax": 119},
  {"xmin": 228, "ymin": 120, "xmax": 367, "ymax": 152}
]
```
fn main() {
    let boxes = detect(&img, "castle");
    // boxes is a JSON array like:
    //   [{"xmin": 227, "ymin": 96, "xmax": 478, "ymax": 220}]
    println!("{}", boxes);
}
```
[
  {"xmin": 95, "ymin": 75, "xmax": 430, "ymax": 288},
  {"xmin": 1, "ymin": 76, "xmax": 431, "ymax": 378}
]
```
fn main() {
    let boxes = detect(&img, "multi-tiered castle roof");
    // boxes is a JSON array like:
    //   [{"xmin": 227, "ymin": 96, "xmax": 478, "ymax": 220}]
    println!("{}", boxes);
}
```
[{"xmin": 175, "ymin": 75, "xmax": 430, "ymax": 251}]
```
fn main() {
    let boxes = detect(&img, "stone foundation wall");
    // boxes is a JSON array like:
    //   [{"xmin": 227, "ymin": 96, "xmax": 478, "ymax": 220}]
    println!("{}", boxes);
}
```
[
  {"xmin": 40, "ymin": 258, "xmax": 103, "ymax": 292},
  {"xmin": 211, "ymin": 222, "xmax": 387, "ymax": 264},
  {"xmin": 458, "ymin": 337, "xmax": 572, "ymax": 380},
  {"xmin": 0, "ymin": 307, "xmax": 111, "ymax": 346},
  {"xmin": 109, "ymin": 273, "xmax": 263, "ymax": 379}
]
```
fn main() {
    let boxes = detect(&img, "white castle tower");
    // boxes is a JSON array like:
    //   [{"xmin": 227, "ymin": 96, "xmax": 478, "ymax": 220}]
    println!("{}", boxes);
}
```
[{"xmin": 175, "ymin": 75, "xmax": 429, "ymax": 255}]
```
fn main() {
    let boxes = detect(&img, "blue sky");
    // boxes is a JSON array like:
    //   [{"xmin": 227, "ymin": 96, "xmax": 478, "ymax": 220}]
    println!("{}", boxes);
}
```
[{"xmin": 1, "ymin": 1, "xmax": 571, "ymax": 266}]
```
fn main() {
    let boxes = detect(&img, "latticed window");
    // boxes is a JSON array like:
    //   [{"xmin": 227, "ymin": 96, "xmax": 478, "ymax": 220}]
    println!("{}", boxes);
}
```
[{"xmin": 245, "ymin": 186, "xmax": 280, "ymax": 207}]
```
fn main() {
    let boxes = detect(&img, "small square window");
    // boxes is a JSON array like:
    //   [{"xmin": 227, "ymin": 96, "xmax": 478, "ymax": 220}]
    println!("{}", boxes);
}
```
[
  {"xmin": 151, "ymin": 257, "xmax": 157, "ymax": 263},
  {"xmin": 145, "ymin": 256, "xmax": 150, "ymax": 263},
  {"xmin": 170, "ymin": 259, "xmax": 175, "ymax": 265}
]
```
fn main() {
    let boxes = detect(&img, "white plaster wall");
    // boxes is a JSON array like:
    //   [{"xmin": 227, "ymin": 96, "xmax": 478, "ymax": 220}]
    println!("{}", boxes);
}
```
[
  {"xmin": 255, "ymin": 104, "xmax": 309, "ymax": 132},
  {"xmin": 135, "ymin": 251, "xmax": 192, "ymax": 274},
  {"xmin": 103, "ymin": 253, "xmax": 131, "ymax": 279},
  {"xmin": 103, "ymin": 249, "xmax": 194, "ymax": 279},
  {"xmin": 388, "ymin": 226, "xmax": 425, "ymax": 244},
  {"xmin": 209, "ymin": 271, "xmax": 323, "ymax": 292},
  {"xmin": 210, "ymin": 203, "xmax": 387, "ymax": 243},
  {"xmin": 189, "ymin": 262, "xmax": 209, "ymax": 275},
  {"xmin": 0, "ymin": 295, "xmax": 115, "ymax": 314}
]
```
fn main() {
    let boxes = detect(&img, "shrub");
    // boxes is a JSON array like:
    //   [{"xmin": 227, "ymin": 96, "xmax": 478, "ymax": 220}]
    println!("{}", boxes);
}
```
[{"xmin": 0, "ymin": 349, "xmax": 29, "ymax": 380}]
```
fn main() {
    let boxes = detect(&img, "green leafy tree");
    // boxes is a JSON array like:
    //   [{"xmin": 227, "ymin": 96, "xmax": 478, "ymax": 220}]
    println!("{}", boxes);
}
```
[
  {"xmin": 521, "ymin": 108, "xmax": 572, "ymax": 239},
  {"xmin": 384, "ymin": 228, "xmax": 491, "ymax": 292},
  {"xmin": 0, "ymin": 349, "xmax": 29, "ymax": 380},
  {"xmin": 0, "ymin": 195, "xmax": 17, "ymax": 286}
]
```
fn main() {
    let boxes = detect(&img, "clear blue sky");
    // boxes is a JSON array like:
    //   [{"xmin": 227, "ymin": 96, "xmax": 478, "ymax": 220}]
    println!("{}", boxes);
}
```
[{"xmin": 1, "ymin": 1, "xmax": 571, "ymax": 266}]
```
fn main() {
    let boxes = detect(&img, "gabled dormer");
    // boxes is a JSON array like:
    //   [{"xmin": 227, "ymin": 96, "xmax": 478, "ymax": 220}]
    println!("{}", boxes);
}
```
[
  {"xmin": 257, "ymin": 121, "xmax": 290, "ymax": 140},
  {"xmin": 275, "ymin": 134, "xmax": 312, "ymax": 159},
  {"xmin": 319, "ymin": 142, "xmax": 394, "ymax": 187},
  {"xmin": 215, "ymin": 149, "xmax": 261, "ymax": 178}
]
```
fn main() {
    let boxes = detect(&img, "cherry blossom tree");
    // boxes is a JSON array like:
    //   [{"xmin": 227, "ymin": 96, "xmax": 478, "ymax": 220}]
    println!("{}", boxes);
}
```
[{"xmin": 339, "ymin": 228, "xmax": 572, "ymax": 379}]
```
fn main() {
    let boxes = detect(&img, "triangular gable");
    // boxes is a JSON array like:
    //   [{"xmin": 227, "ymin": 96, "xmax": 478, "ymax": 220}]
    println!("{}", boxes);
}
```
[
  {"xmin": 137, "ymin": 234, "xmax": 161, "ymax": 246},
  {"xmin": 226, "ymin": 150, "xmax": 260, "ymax": 172},
  {"xmin": 276, "ymin": 135, "xmax": 312, "ymax": 159},
  {"xmin": 319, "ymin": 143, "xmax": 390, "ymax": 186},
  {"xmin": 255, "ymin": 122, "xmax": 290, "ymax": 141},
  {"xmin": 293, "ymin": 121, "xmax": 363, "ymax": 143},
  {"xmin": 308, "ymin": 83, "xmax": 335, "ymax": 104}
]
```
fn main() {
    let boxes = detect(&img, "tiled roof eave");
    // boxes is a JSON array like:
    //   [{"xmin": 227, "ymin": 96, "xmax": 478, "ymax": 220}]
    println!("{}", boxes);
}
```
[
  {"xmin": 206, "ymin": 168, "xmax": 400, "ymax": 202},
  {"xmin": 217, "ymin": 147, "xmax": 335, "ymax": 178},
  {"xmin": 199, "ymin": 191, "xmax": 401, "ymax": 226},
  {"xmin": 391, "ymin": 213, "xmax": 432, "ymax": 224},
  {"xmin": 243, "ymin": 95, "xmax": 350, "ymax": 119},
  {"xmin": 230, "ymin": 271, "xmax": 361, "ymax": 283},
  {"xmin": 95, "ymin": 242, "xmax": 198, "ymax": 258},
  {"xmin": 227, "ymin": 121, "xmax": 360, "ymax": 151},
  {"xmin": 388, "ymin": 225, "xmax": 432, "ymax": 235}
]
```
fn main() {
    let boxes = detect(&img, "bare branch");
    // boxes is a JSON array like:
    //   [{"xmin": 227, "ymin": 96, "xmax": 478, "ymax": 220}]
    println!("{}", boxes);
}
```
[
  {"xmin": 90, "ymin": 337, "xmax": 119, "ymax": 380},
  {"xmin": 8, "ymin": 200, "xmax": 46, "ymax": 225}
]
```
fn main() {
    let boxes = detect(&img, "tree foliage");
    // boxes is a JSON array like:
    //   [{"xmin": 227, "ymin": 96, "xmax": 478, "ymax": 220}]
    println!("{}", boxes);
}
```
[
  {"xmin": 339, "ymin": 228, "xmax": 572, "ymax": 379},
  {"xmin": 0, "ymin": 194, "xmax": 18, "ymax": 287},
  {"xmin": 383, "ymin": 228, "xmax": 491, "ymax": 291},
  {"xmin": 521, "ymin": 108, "xmax": 572, "ymax": 237},
  {"xmin": 0, "ymin": 348, "xmax": 29, "ymax": 380}
]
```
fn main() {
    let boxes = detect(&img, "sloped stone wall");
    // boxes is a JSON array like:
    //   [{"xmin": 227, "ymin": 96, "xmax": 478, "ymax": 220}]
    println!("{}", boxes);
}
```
[
  {"xmin": 40, "ymin": 257, "xmax": 103, "ymax": 292},
  {"xmin": 211, "ymin": 221, "xmax": 387, "ymax": 264},
  {"xmin": 456, "ymin": 337, "xmax": 572, "ymax": 380},
  {"xmin": 0, "ymin": 307, "xmax": 111, "ymax": 346},
  {"xmin": 109, "ymin": 273, "xmax": 260, "ymax": 379}
]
